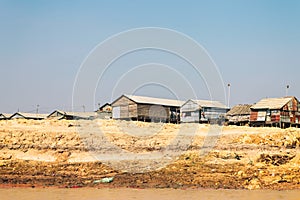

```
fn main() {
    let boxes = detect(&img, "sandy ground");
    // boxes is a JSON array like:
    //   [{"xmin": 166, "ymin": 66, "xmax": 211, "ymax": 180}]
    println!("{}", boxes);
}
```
[{"xmin": 1, "ymin": 119, "xmax": 300, "ymax": 190}]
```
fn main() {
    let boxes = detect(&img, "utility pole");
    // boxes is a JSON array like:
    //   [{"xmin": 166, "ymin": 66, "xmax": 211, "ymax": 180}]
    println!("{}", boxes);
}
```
[
  {"xmin": 286, "ymin": 85, "xmax": 290, "ymax": 97},
  {"xmin": 227, "ymin": 83, "xmax": 231, "ymax": 108},
  {"xmin": 82, "ymin": 105, "xmax": 85, "ymax": 112},
  {"xmin": 36, "ymin": 104, "xmax": 39, "ymax": 114}
]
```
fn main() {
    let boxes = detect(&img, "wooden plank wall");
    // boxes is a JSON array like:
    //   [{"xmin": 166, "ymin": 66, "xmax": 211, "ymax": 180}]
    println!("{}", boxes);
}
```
[
  {"xmin": 137, "ymin": 104, "xmax": 170, "ymax": 119},
  {"xmin": 181, "ymin": 100, "xmax": 200, "ymax": 123},
  {"xmin": 112, "ymin": 96, "xmax": 137, "ymax": 119}
]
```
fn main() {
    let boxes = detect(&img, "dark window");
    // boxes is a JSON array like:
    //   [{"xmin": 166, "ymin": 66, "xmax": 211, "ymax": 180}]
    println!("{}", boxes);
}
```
[{"xmin": 185, "ymin": 112, "xmax": 191, "ymax": 117}]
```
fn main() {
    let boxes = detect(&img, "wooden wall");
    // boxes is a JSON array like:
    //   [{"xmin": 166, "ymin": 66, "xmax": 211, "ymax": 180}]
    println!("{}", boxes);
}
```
[
  {"xmin": 112, "ymin": 96, "xmax": 181, "ymax": 123},
  {"xmin": 227, "ymin": 114, "xmax": 250, "ymax": 125},
  {"xmin": 137, "ymin": 104, "xmax": 169, "ymax": 119},
  {"xmin": 250, "ymin": 97, "xmax": 300, "ymax": 127},
  {"xmin": 180, "ymin": 100, "xmax": 228, "ymax": 123},
  {"xmin": 180, "ymin": 100, "xmax": 200, "ymax": 123},
  {"xmin": 112, "ymin": 96, "xmax": 137, "ymax": 119}
]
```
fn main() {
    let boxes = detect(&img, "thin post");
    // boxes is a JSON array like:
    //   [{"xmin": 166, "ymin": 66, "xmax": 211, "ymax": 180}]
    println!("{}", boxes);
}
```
[
  {"xmin": 286, "ymin": 85, "xmax": 290, "ymax": 97},
  {"xmin": 227, "ymin": 83, "xmax": 231, "ymax": 108}
]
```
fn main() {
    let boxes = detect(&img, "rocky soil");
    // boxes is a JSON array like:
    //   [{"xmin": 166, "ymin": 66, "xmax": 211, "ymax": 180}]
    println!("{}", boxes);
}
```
[{"xmin": 1, "ymin": 119, "xmax": 300, "ymax": 190}]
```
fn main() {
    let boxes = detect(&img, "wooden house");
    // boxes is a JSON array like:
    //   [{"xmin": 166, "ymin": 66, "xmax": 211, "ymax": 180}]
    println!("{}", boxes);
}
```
[
  {"xmin": 10, "ymin": 112, "xmax": 47, "ymax": 120},
  {"xmin": 47, "ymin": 110, "xmax": 98, "ymax": 120},
  {"xmin": 96, "ymin": 103, "xmax": 112, "ymax": 119},
  {"xmin": 226, "ymin": 104, "xmax": 252, "ymax": 126},
  {"xmin": 250, "ymin": 96, "xmax": 300, "ymax": 128},
  {"xmin": 0, "ymin": 113, "xmax": 12, "ymax": 120},
  {"xmin": 111, "ymin": 94, "xmax": 184, "ymax": 123},
  {"xmin": 98, "ymin": 103, "xmax": 112, "ymax": 112},
  {"xmin": 180, "ymin": 99, "xmax": 229, "ymax": 124}
]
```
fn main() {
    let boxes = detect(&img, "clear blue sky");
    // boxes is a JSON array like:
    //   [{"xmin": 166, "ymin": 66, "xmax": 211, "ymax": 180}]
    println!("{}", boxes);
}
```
[{"xmin": 0, "ymin": 0, "xmax": 299, "ymax": 113}]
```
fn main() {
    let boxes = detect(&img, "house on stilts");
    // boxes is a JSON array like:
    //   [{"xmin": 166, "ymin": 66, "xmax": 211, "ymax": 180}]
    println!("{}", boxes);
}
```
[
  {"xmin": 226, "ymin": 104, "xmax": 252, "ymax": 126},
  {"xmin": 250, "ymin": 96, "xmax": 300, "ymax": 128},
  {"xmin": 111, "ymin": 94, "xmax": 184, "ymax": 123},
  {"xmin": 180, "ymin": 99, "xmax": 229, "ymax": 124}
]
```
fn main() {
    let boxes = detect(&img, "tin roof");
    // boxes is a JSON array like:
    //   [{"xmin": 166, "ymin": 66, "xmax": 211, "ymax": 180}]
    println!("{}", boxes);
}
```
[
  {"xmin": 11, "ymin": 112, "xmax": 48, "ymax": 119},
  {"xmin": 64, "ymin": 111, "xmax": 97, "ymax": 118},
  {"xmin": 48, "ymin": 110, "xmax": 97, "ymax": 118},
  {"xmin": 251, "ymin": 97, "xmax": 293, "ymax": 110},
  {"xmin": 190, "ymin": 99, "xmax": 228, "ymax": 109},
  {"xmin": 99, "ymin": 103, "xmax": 111, "ymax": 110},
  {"xmin": 0, "ymin": 113, "xmax": 12, "ymax": 118},
  {"xmin": 124, "ymin": 94, "xmax": 184, "ymax": 107},
  {"xmin": 226, "ymin": 104, "xmax": 252, "ymax": 116}
]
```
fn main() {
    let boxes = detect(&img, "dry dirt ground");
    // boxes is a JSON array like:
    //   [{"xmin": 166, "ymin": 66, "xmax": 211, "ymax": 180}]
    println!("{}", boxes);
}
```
[{"xmin": 1, "ymin": 119, "xmax": 300, "ymax": 190}]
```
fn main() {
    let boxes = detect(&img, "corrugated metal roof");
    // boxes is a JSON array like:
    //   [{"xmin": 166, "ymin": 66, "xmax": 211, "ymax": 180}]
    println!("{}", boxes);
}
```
[
  {"xmin": 65, "ymin": 111, "xmax": 97, "ymax": 118},
  {"xmin": 11, "ymin": 112, "xmax": 48, "ymax": 119},
  {"xmin": 0, "ymin": 113, "xmax": 12, "ymax": 118},
  {"xmin": 48, "ymin": 110, "xmax": 97, "ymax": 118},
  {"xmin": 226, "ymin": 104, "xmax": 252, "ymax": 116},
  {"xmin": 99, "ymin": 103, "xmax": 111, "ymax": 110},
  {"xmin": 251, "ymin": 97, "xmax": 293, "ymax": 110},
  {"xmin": 190, "ymin": 99, "xmax": 228, "ymax": 109},
  {"xmin": 124, "ymin": 94, "xmax": 184, "ymax": 107}
]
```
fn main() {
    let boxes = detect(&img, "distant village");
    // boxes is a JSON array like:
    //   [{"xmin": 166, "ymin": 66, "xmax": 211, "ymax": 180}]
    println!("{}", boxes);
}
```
[{"xmin": 1, "ymin": 94, "xmax": 299, "ymax": 129}]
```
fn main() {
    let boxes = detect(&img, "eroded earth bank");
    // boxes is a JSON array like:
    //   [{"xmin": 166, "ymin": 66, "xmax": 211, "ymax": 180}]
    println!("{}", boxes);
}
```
[{"xmin": 1, "ymin": 119, "xmax": 300, "ymax": 190}]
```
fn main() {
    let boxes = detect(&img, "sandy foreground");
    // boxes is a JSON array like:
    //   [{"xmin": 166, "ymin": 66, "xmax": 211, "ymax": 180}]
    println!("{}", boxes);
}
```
[{"xmin": 1, "ymin": 119, "xmax": 300, "ymax": 190}]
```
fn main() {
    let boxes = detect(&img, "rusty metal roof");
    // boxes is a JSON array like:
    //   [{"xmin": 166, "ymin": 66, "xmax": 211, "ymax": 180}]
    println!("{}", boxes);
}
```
[
  {"xmin": 226, "ymin": 104, "xmax": 252, "ymax": 116},
  {"xmin": 124, "ymin": 94, "xmax": 185, "ymax": 107},
  {"xmin": 251, "ymin": 97, "xmax": 293, "ymax": 110}
]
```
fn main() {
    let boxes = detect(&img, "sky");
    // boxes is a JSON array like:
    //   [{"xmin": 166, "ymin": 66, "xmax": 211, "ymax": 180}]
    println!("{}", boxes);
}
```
[{"xmin": 0, "ymin": 0, "xmax": 299, "ymax": 113}]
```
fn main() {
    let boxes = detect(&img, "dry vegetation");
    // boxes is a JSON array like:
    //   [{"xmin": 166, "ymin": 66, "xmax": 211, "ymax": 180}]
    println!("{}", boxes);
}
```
[{"xmin": 1, "ymin": 119, "xmax": 300, "ymax": 189}]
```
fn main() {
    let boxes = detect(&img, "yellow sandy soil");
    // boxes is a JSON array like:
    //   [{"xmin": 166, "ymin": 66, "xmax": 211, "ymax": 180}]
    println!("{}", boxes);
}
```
[{"xmin": 0, "ymin": 119, "xmax": 300, "ymax": 189}]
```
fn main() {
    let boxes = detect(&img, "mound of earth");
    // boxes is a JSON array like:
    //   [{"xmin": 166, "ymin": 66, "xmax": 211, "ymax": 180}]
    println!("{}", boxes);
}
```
[{"xmin": 1, "ymin": 119, "xmax": 300, "ymax": 190}]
